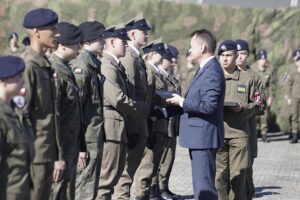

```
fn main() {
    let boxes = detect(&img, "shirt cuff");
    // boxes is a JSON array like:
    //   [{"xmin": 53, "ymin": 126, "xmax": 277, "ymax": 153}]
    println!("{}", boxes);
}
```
[{"xmin": 179, "ymin": 98, "xmax": 184, "ymax": 108}]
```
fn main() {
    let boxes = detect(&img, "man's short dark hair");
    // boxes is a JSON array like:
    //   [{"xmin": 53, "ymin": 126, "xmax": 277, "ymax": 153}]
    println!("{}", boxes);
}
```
[{"xmin": 190, "ymin": 29, "xmax": 216, "ymax": 54}]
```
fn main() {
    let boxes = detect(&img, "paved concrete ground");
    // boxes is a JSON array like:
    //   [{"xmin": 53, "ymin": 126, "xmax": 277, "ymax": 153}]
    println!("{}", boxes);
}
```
[{"xmin": 127, "ymin": 132, "xmax": 300, "ymax": 199}]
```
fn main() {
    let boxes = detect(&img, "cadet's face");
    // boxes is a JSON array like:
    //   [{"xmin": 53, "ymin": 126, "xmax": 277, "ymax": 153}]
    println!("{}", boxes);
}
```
[
  {"xmin": 4, "ymin": 73, "xmax": 24, "ymax": 96},
  {"xmin": 236, "ymin": 50, "xmax": 249, "ymax": 66},
  {"xmin": 89, "ymin": 37, "xmax": 105, "ymax": 56},
  {"xmin": 258, "ymin": 59, "xmax": 267, "ymax": 67},
  {"xmin": 64, "ymin": 43, "xmax": 81, "ymax": 60},
  {"xmin": 171, "ymin": 58, "xmax": 178, "ymax": 68},
  {"xmin": 37, "ymin": 25, "xmax": 58, "ymax": 48},
  {"xmin": 162, "ymin": 58, "xmax": 172, "ymax": 69},
  {"xmin": 113, "ymin": 38, "xmax": 127, "ymax": 57},
  {"xmin": 152, "ymin": 52, "xmax": 163, "ymax": 65},
  {"xmin": 135, "ymin": 30, "xmax": 148, "ymax": 46},
  {"xmin": 219, "ymin": 50, "xmax": 237, "ymax": 69},
  {"xmin": 189, "ymin": 36, "xmax": 203, "ymax": 63}
]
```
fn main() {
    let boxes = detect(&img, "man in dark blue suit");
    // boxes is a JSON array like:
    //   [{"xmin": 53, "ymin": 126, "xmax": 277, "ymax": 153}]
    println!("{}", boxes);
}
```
[{"xmin": 167, "ymin": 29, "xmax": 225, "ymax": 200}]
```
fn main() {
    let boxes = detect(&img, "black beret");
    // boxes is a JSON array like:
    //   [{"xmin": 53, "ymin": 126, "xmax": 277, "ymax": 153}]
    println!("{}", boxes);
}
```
[
  {"xmin": 142, "ymin": 38, "xmax": 166, "ymax": 55},
  {"xmin": 163, "ymin": 45, "xmax": 173, "ymax": 60},
  {"xmin": 256, "ymin": 49, "xmax": 267, "ymax": 60},
  {"xmin": 22, "ymin": 36, "xmax": 30, "ymax": 46},
  {"xmin": 293, "ymin": 49, "xmax": 300, "ymax": 61},
  {"xmin": 235, "ymin": 39, "xmax": 249, "ymax": 52},
  {"xmin": 0, "ymin": 56, "xmax": 25, "ymax": 79},
  {"xmin": 166, "ymin": 44, "xmax": 179, "ymax": 58},
  {"xmin": 57, "ymin": 22, "xmax": 82, "ymax": 45},
  {"xmin": 218, "ymin": 40, "xmax": 237, "ymax": 55},
  {"xmin": 126, "ymin": 13, "xmax": 151, "ymax": 31},
  {"xmin": 23, "ymin": 8, "xmax": 58, "ymax": 28},
  {"xmin": 79, "ymin": 21, "xmax": 106, "ymax": 42},
  {"xmin": 103, "ymin": 24, "xmax": 130, "ymax": 41}
]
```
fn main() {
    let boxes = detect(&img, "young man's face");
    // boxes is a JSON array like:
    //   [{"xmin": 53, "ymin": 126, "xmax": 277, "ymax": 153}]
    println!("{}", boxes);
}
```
[
  {"xmin": 113, "ymin": 38, "xmax": 127, "ymax": 58},
  {"xmin": 189, "ymin": 35, "xmax": 203, "ymax": 62},
  {"xmin": 133, "ymin": 29, "xmax": 148, "ymax": 47},
  {"xmin": 88, "ymin": 37, "xmax": 105, "ymax": 56},
  {"xmin": 219, "ymin": 50, "xmax": 237, "ymax": 70},
  {"xmin": 38, "ymin": 25, "xmax": 58, "ymax": 49},
  {"xmin": 3, "ymin": 73, "xmax": 24, "ymax": 97},
  {"xmin": 63, "ymin": 43, "xmax": 81, "ymax": 60},
  {"xmin": 236, "ymin": 50, "xmax": 249, "ymax": 67}
]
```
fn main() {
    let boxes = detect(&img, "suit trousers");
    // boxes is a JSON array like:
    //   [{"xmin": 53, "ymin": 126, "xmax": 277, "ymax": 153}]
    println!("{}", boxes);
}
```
[
  {"xmin": 215, "ymin": 137, "xmax": 249, "ymax": 200},
  {"xmin": 114, "ymin": 136, "xmax": 148, "ymax": 199},
  {"xmin": 189, "ymin": 149, "xmax": 218, "ymax": 200},
  {"xmin": 97, "ymin": 141, "xmax": 127, "ymax": 200}
]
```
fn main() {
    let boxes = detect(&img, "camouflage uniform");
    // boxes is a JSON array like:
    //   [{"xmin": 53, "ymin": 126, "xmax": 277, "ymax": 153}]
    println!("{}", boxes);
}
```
[
  {"xmin": 71, "ymin": 49, "xmax": 104, "ymax": 200},
  {"xmin": 49, "ymin": 54, "xmax": 83, "ymax": 200}
]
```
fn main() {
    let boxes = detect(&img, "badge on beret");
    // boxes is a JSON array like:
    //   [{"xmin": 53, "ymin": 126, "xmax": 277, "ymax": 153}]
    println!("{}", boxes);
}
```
[
  {"xmin": 237, "ymin": 44, "xmax": 241, "ymax": 51},
  {"xmin": 221, "ymin": 45, "xmax": 227, "ymax": 51},
  {"xmin": 19, "ymin": 88, "xmax": 26, "ymax": 96},
  {"xmin": 13, "ymin": 95, "xmax": 25, "ymax": 108},
  {"xmin": 74, "ymin": 68, "xmax": 82, "ymax": 74}
]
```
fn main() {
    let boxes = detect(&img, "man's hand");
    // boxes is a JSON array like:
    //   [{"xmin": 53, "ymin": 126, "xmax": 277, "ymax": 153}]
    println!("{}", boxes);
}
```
[
  {"xmin": 166, "ymin": 94, "xmax": 184, "ymax": 107},
  {"xmin": 53, "ymin": 160, "xmax": 66, "ymax": 183},
  {"xmin": 267, "ymin": 97, "xmax": 273, "ymax": 107},
  {"xmin": 230, "ymin": 104, "xmax": 243, "ymax": 113},
  {"xmin": 78, "ymin": 152, "xmax": 89, "ymax": 169}
]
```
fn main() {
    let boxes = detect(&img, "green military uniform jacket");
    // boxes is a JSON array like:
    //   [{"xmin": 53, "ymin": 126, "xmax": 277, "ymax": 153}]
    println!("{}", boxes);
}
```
[
  {"xmin": 101, "ymin": 52, "xmax": 148, "ymax": 143},
  {"xmin": 0, "ymin": 99, "xmax": 32, "ymax": 198},
  {"xmin": 120, "ymin": 46, "xmax": 154, "ymax": 137},
  {"xmin": 251, "ymin": 62, "xmax": 275, "ymax": 100},
  {"xmin": 22, "ymin": 47, "xmax": 62, "ymax": 163},
  {"xmin": 287, "ymin": 67, "xmax": 300, "ymax": 99},
  {"xmin": 70, "ymin": 50, "xmax": 103, "ymax": 145},
  {"xmin": 50, "ymin": 54, "xmax": 83, "ymax": 155},
  {"xmin": 223, "ymin": 68, "xmax": 257, "ymax": 138},
  {"xmin": 146, "ymin": 62, "xmax": 168, "ymax": 135}
]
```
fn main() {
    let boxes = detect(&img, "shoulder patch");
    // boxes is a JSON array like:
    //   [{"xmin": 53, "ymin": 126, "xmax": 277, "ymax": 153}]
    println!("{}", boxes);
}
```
[
  {"xmin": 74, "ymin": 68, "xmax": 82, "ymax": 74},
  {"xmin": 19, "ymin": 88, "xmax": 26, "ymax": 96}
]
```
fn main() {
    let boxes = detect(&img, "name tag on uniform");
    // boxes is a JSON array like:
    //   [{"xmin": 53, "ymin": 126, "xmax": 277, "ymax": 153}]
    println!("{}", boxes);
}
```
[{"xmin": 237, "ymin": 85, "xmax": 247, "ymax": 93}]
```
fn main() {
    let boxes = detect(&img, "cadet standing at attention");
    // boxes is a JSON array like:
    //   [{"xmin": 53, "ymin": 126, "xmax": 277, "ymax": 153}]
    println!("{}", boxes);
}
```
[
  {"xmin": 115, "ymin": 14, "xmax": 154, "ymax": 200},
  {"xmin": 0, "ymin": 56, "xmax": 33, "ymax": 200},
  {"xmin": 21, "ymin": 8, "xmax": 65, "ymax": 200},
  {"xmin": 70, "ymin": 21, "xmax": 106, "ymax": 200},
  {"xmin": 216, "ymin": 40, "xmax": 257, "ymax": 200},
  {"xmin": 235, "ymin": 39, "xmax": 265, "ymax": 199},
  {"xmin": 97, "ymin": 24, "xmax": 149, "ymax": 200},
  {"xmin": 49, "ymin": 22, "xmax": 83, "ymax": 200},
  {"xmin": 251, "ymin": 49, "xmax": 275, "ymax": 143},
  {"xmin": 135, "ymin": 39, "xmax": 169, "ymax": 200},
  {"xmin": 287, "ymin": 49, "xmax": 300, "ymax": 143}
]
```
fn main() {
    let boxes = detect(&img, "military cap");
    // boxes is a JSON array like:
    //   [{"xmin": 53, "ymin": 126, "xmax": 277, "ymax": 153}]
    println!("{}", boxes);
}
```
[
  {"xmin": 256, "ymin": 49, "xmax": 267, "ymax": 60},
  {"xmin": 235, "ymin": 39, "xmax": 249, "ymax": 52},
  {"xmin": 162, "ymin": 45, "xmax": 173, "ymax": 60},
  {"xmin": 125, "ymin": 13, "xmax": 151, "ymax": 31},
  {"xmin": 142, "ymin": 38, "xmax": 166, "ymax": 55},
  {"xmin": 167, "ymin": 44, "xmax": 179, "ymax": 58},
  {"xmin": 8, "ymin": 32, "xmax": 18, "ymax": 40},
  {"xmin": 0, "ymin": 56, "xmax": 25, "ymax": 79},
  {"xmin": 23, "ymin": 8, "xmax": 58, "ymax": 28},
  {"xmin": 102, "ymin": 23, "xmax": 130, "ymax": 41},
  {"xmin": 218, "ymin": 40, "xmax": 237, "ymax": 55},
  {"xmin": 79, "ymin": 21, "xmax": 106, "ymax": 42},
  {"xmin": 57, "ymin": 22, "xmax": 82, "ymax": 45},
  {"xmin": 293, "ymin": 49, "xmax": 300, "ymax": 61},
  {"xmin": 22, "ymin": 36, "xmax": 30, "ymax": 46}
]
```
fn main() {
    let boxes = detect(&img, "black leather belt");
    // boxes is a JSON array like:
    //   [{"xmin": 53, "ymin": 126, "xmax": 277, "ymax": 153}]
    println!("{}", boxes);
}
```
[{"xmin": 103, "ymin": 105, "xmax": 116, "ymax": 111}]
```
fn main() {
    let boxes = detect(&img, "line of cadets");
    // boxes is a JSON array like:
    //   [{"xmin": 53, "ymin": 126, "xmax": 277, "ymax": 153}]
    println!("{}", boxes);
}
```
[{"xmin": 3, "ymin": 5, "xmax": 298, "ymax": 200}]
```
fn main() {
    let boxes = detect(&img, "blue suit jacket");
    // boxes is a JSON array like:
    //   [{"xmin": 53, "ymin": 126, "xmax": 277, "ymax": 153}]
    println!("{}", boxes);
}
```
[{"xmin": 179, "ymin": 57, "xmax": 225, "ymax": 149}]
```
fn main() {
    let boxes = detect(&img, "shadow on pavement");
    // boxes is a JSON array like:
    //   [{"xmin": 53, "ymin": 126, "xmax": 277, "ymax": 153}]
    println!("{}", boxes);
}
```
[
  {"xmin": 174, "ymin": 194, "xmax": 194, "ymax": 200},
  {"xmin": 254, "ymin": 186, "xmax": 282, "ymax": 198}
]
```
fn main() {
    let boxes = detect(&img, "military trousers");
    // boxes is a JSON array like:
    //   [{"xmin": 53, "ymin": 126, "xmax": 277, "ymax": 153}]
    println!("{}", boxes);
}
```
[
  {"xmin": 50, "ymin": 152, "xmax": 78, "ymax": 200},
  {"xmin": 75, "ymin": 141, "xmax": 103, "ymax": 200},
  {"xmin": 291, "ymin": 97, "xmax": 300, "ymax": 134},
  {"xmin": 158, "ymin": 135, "xmax": 177, "ymax": 191},
  {"xmin": 96, "ymin": 141, "xmax": 127, "ymax": 200},
  {"xmin": 5, "ymin": 194, "xmax": 30, "ymax": 200},
  {"xmin": 135, "ymin": 132, "xmax": 168, "ymax": 198},
  {"xmin": 215, "ymin": 137, "xmax": 249, "ymax": 200},
  {"xmin": 256, "ymin": 108, "xmax": 269, "ymax": 136},
  {"xmin": 31, "ymin": 162, "xmax": 54, "ymax": 200},
  {"xmin": 114, "ymin": 135, "xmax": 148, "ymax": 199}
]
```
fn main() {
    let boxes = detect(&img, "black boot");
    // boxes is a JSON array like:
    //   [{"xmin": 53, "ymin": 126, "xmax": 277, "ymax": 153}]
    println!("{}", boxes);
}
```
[
  {"xmin": 149, "ymin": 185, "xmax": 160, "ymax": 200},
  {"xmin": 290, "ymin": 133, "xmax": 298, "ymax": 143}
]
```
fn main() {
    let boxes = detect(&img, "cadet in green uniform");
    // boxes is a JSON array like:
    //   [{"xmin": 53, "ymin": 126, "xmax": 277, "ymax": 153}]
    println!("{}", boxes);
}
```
[
  {"xmin": 235, "ymin": 39, "xmax": 265, "ymax": 199},
  {"xmin": 96, "ymin": 24, "xmax": 149, "ymax": 200},
  {"xmin": 4, "ymin": 32, "xmax": 23, "ymax": 56},
  {"xmin": 114, "ymin": 14, "xmax": 154, "ymax": 200},
  {"xmin": 287, "ymin": 49, "xmax": 300, "ymax": 143},
  {"xmin": 70, "ymin": 21, "xmax": 106, "ymax": 200},
  {"xmin": 215, "ymin": 40, "xmax": 258, "ymax": 200},
  {"xmin": 134, "ymin": 39, "xmax": 169, "ymax": 200},
  {"xmin": 49, "ymin": 22, "xmax": 83, "ymax": 200},
  {"xmin": 0, "ymin": 56, "xmax": 33, "ymax": 200},
  {"xmin": 251, "ymin": 49, "xmax": 275, "ymax": 143},
  {"xmin": 21, "ymin": 8, "xmax": 65, "ymax": 200},
  {"xmin": 157, "ymin": 44, "xmax": 180, "ymax": 199}
]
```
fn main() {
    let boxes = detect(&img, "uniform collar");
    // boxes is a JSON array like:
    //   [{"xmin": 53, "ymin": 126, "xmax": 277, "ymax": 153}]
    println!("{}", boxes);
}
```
[
  {"xmin": 159, "ymin": 66, "xmax": 169, "ymax": 77},
  {"xmin": 128, "ymin": 43, "xmax": 140, "ymax": 56},
  {"xmin": 25, "ymin": 47, "xmax": 51, "ymax": 68},
  {"xmin": 224, "ymin": 67, "xmax": 240, "ymax": 80},
  {"xmin": 104, "ymin": 50, "xmax": 120, "ymax": 64}
]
